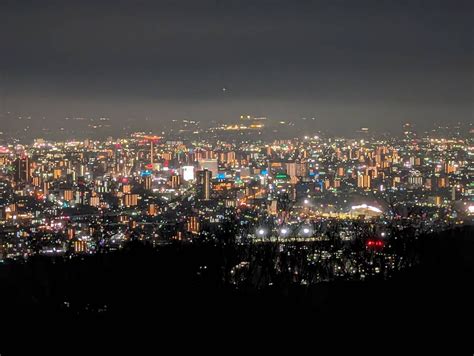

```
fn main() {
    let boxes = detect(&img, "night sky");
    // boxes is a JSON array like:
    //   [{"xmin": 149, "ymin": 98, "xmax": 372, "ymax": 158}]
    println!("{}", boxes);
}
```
[{"xmin": 1, "ymin": 0, "xmax": 472, "ymax": 134}]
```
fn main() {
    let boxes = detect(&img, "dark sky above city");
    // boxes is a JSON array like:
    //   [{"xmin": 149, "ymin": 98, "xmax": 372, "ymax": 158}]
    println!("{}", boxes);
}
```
[{"xmin": 0, "ymin": 0, "xmax": 472, "ymax": 134}]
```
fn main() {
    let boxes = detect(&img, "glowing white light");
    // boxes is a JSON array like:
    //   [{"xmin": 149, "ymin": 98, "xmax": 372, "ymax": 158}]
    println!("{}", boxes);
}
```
[
  {"xmin": 182, "ymin": 166, "xmax": 195, "ymax": 181},
  {"xmin": 304, "ymin": 199, "xmax": 309, "ymax": 205},
  {"xmin": 280, "ymin": 228, "xmax": 288, "ymax": 236},
  {"xmin": 468, "ymin": 206, "xmax": 474, "ymax": 214},
  {"xmin": 258, "ymin": 229, "xmax": 266, "ymax": 236},
  {"xmin": 351, "ymin": 204, "xmax": 382, "ymax": 213},
  {"xmin": 381, "ymin": 232, "xmax": 386, "ymax": 238},
  {"xmin": 303, "ymin": 228, "xmax": 310, "ymax": 234}
]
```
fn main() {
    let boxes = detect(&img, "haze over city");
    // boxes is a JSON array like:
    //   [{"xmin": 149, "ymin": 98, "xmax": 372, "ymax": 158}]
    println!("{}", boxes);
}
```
[{"xmin": 1, "ymin": 0, "xmax": 472, "ymax": 137}]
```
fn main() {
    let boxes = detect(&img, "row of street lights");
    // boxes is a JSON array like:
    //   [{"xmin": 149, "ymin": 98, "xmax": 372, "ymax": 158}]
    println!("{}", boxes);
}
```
[{"xmin": 256, "ymin": 226, "xmax": 313, "ymax": 239}]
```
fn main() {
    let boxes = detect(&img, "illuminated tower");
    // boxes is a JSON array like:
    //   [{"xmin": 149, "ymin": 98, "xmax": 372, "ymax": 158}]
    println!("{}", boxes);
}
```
[
  {"xmin": 143, "ymin": 175, "xmax": 152, "ymax": 190},
  {"xmin": 14, "ymin": 156, "xmax": 30, "ymax": 183},
  {"xmin": 196, "ymin": 169, "xmax": 211, "ymax": 201}
]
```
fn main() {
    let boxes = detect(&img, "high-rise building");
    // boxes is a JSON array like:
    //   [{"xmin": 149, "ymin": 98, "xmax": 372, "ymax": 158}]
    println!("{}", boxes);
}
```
[
  {"xmin": 53, "ymin": 168, "xmax": 62, "ymax": 180},
  {"xmin": 14, "ymin": 157, "xmax": 30, "ymax": 183},
  {"xmin": 63, "ymin": 189, "xmax": 74, "ymax": 201},
  {"xmin": 143, "ymin": 175, "xmax": 152, "ymax": 190},
  {"xmin": 89, "ymin": 196, "xmax": 100, "ymax": 207},
  {"xmin": 187, "ymin": 216, "xmax": 200, "ymax": 234},
  {"xmin": 357, "ymin": 174, "xmax": 371, "ymax": 189},
  {"xmin": 148, "ymin": 204, "xmax": 157, "ymax": 216},
  {"xmin": 196, "ymin": 169, "xmax": 212, "ymax": 201},
  {"xmin": 123, "ymin": 194, "xmax": 139, "ymax": 207},
  {"xmin": 170, "ymin": 174, "xmax": 181, "ymax": 189},
  {"xmin": 181, "ymin": 166, "xmax": 195, "ymax": 181},
  {"xmin": 286, "ymin": 162, "xmax": 307, "ymax": 178}
]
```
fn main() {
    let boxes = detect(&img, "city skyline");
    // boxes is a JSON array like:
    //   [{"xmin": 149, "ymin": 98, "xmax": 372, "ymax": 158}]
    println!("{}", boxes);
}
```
[{"xmin": 0, "ymin": 1, "xmax": 473, "ymax": 342}]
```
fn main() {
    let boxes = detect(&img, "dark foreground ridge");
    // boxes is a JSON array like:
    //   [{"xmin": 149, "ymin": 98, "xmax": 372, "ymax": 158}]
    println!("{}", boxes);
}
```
[{"xmin": 1, "ymin": 226, "xmax": 473, "ymax": 343}]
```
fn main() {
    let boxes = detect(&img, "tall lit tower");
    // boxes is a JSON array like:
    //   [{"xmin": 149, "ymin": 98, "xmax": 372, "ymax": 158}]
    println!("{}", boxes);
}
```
[
  {"xmin": 197, "ymin": 169, "xmax": 212, "ymax": 201},
  {"xmin": 150, "ymin": 140, "xmax": 154, "ymax": 166}
]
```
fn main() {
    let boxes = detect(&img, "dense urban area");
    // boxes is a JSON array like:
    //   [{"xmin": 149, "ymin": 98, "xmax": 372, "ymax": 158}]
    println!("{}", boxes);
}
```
[
  {"xmin": 1, "ymin": 116, "xmax": 473, "ymax": 279},
  {"xmin": 0, "ymin": 115, "xmax": 473, "ymax": 347}
]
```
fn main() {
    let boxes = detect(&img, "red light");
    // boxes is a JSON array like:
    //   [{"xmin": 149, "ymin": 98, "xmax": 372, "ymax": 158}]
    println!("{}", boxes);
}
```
[{"xmin": 367, "ymin": 239, "xmax": 384, "ymax": 248}]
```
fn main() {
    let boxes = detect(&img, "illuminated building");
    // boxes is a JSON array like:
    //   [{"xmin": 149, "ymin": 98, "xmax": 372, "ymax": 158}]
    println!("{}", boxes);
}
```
[
  {"xmin": 148, "ymin": 204, "xmax": 156, "ymax": 216},
  {"xmin": 143, "ymin": 175, "xmax": 152, "ymax": 190},
  {"xmin": 181, "ymin": 166, "xmax": 195, "ymax": 181},
  {"xmin": 357, "ymin": 174, "xmax": 371, "ymax": 189},
  {"xmin": 63, "ymin": 190, "xmax": 74, "ymax": 201},
  {"xmin": 196, "ymin": 169, "xmax": 212, "ymax": 201},
  {"xmin": 53, "ymin": 168, "xmax": 62, "ymax": 180},
  {"xmin": 170, "ymin": 175, "xmax": 181, "ymax": 189},
  {"xmin": 89, "ymin": 195, "xmax": 100, "ymax": 207},
  {"xmin": 123, "ymin": 194, "xmax": 139, "ymax": 207},
  {"xmin": 14, "ymin": 157, "xmax": 30, "ymax": 183},
  {"xmin": 74, "ymin": 240, "xmax": 87, "ymax": 254},
  {"xmin": 187, "ymin": 216, "xmax": 200, "ymax": 234}
]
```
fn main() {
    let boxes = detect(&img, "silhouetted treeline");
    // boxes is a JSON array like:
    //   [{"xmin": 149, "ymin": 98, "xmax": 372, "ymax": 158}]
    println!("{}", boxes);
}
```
[{"xmin": 1, "ymin": 226, "xmax": 473, "ymax": 346}]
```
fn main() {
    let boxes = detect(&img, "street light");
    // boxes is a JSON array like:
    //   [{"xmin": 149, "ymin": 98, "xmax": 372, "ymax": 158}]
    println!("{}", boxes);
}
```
[
  {"xmin": 300, "ymin": 226, "xmax": 312, "ymax": 237},
  {"xmin": 279, "ymin": 227, "xmax": 290, "ymax": 237}
]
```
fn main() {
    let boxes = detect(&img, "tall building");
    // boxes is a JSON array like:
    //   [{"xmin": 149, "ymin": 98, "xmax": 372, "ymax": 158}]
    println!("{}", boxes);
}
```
[
  {"xmin": 187, "ymin": 216, "xmax": 200, "ymax": 234},
  {"xmin": 89, "ymin": 195, "xmax": 100, "ymax": 207},
  {"xmin": 143, "ymin": 175, "xmax": 152, "ymax": 190},
  {"xmin": 181, "ymin": 166, "xmax": 195, "ymax": 181},
  {"xmin": 63, "ymin": 189, "xmax": 74, "ymax": 201},
  {"xmin": 14, "ymin": 157, "xmax": 30, "ymax": 183},
  {"xmin": 53, "ymin": 168, "xmax": 62, "ymax": 180},
  {"xmin": 357, "ymin": 174, "xmax": 371, "ymax": 189},
  {"xmin": 170, "ymin": 174, "xmax": 181, "ymax": 189},
  {"xmin": 196, "ymin": 169, "xmax": 212, "ymax": 201},
  {"xmin": 286, "ymin": 162, "xmax": 307, "ymax": 178},
  {"xmin": 148, "ymin": 203, "xmax": 157, "ymax": 216},
  {"xmin": 123, "ymin": 194, "xmax": 139, "ymax": 207},
  {"xmin": 150, "ymin": 140, "xmax": 154, "ymax": 166}
]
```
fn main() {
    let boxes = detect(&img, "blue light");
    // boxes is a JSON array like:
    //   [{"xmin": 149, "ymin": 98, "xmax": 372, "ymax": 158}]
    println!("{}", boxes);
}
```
[
  {"xmin": 217, "ymin": 173, "xmax": 226, "ymax": 180},
  {"xmin": 141, "ymin": 170, "xmax": 152, "ymax": 177},
  {"xmin": 261, "ymin": 169, "xmax": 268, "ymax": 176}
]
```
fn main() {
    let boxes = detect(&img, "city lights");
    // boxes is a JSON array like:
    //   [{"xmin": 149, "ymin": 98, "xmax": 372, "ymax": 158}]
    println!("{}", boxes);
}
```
[{"xmin": 0, "ymin": 0, "xmax": 471, "ymax": 330}]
